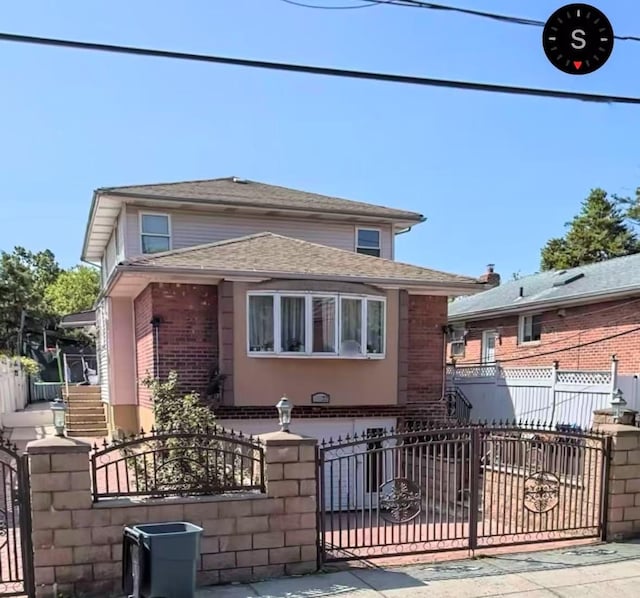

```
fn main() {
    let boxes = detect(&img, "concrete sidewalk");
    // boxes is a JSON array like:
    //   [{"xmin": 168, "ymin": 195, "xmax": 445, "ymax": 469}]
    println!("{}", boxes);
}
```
[{"xmin": 195, "ymin": 541, "xmax": 640, "ymax": 597}]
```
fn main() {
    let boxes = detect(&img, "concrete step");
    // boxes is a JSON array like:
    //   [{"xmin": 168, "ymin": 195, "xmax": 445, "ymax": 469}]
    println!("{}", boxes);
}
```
[
  {"xmin": 67, "ymin": 405, "xmax": 104, "ymax": 415},
  {"xmin": 65, "ymin": 398, "xmax": 103, "ymax": 406},
  {"xmin": 62, "ymin": 386, "xmax": 100, "ymax": 397},
  {"xmin": 67, "ymin": 413, "xmax": 106, "ymax": 424},
  {"xmin": 67, "ymin": 427, "xmax": 109, "ymax": 437}
]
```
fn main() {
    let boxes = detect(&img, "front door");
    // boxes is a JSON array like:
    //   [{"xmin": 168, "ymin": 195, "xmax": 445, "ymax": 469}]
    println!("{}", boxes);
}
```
[{"xmin": 481, "ymin": 330, "xmax": 498, "ymax": 363}]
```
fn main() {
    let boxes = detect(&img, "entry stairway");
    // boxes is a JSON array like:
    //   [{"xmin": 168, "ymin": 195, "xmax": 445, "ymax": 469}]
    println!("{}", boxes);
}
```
[{"xmin": 63, "ymin": 385, "xmax": 108, "ymax": 437}]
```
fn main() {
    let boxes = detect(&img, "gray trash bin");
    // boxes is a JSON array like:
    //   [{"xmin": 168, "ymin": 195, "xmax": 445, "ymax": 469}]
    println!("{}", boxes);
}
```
[{"xmin": 123, "ymin": 521, "xmax": 203, "ymax": 598}]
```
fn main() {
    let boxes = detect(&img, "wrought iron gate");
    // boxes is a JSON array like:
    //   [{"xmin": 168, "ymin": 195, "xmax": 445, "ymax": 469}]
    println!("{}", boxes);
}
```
[
  {"xmin": 318, "ymin": 424, "xmax": 609, "ymax": 562},
  {"xmin": 0, "ymin": 442, "xmax": 34, "ymax": 597}
]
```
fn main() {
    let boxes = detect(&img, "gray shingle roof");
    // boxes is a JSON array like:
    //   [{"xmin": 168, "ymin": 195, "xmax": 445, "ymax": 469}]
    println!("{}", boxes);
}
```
[
  {"xmin": 123, "ymin": 232, "xmax": 481, "ymax": 288},
  {"xmin": 449, "ymin": 252, "xmax": 640, "ymax": 320},
  {"xmin": 100, "ymin": 177, "xmax": 424, "ymax": 222}
]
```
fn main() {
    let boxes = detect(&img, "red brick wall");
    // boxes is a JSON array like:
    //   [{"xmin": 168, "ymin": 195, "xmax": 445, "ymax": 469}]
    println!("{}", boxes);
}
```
[
  {"xmin": 407, "ymin": 294, "xmax": 448, "ymax": 419},
  {"xmin": 134, "ymin": 286, "xmax": 153, "ymax": 407},
  {"xmin": 450, "ymin": 297, "xmax": 640, "ymax": 373},
  {"xmin": 133, "ymin": 283, "xmax": 219, "ymax": 404}
]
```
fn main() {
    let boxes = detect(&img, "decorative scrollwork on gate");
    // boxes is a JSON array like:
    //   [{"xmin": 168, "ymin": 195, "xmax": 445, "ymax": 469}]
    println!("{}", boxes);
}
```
[
  {"xmin": 378, "ymin": 478, "xmax": 421, "ymax": 523},
  {"xmin": 523, "ymin": 472, "xmax": 560, "ymax": 513}
]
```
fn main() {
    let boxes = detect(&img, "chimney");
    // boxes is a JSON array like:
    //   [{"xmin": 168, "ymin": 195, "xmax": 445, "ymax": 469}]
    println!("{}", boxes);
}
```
[{"xmin": 479, "ymin": 263, "xmax": 501, "ymax": 288}]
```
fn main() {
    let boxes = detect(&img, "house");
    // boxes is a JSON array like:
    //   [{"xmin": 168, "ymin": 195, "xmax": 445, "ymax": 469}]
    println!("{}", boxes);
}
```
[
  {"xmin": 80, "ymin": 176, "xmax": 483, "ymax": 440},
  {"xmin": 448, "ymin": 257, "xmax": 640, "ymax": 373}
]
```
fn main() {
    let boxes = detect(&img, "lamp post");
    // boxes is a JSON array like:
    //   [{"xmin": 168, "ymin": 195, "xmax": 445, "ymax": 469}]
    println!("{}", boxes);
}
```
[
  {"xmin": 51, "ymin": 399, "xmax": 67, "ymax": 437},
  {"xmin": 611, "ymin": 388, "xmax": 627, "ymax": 423},
  {"xmin": 276, "ymin": 396, "xmax": 293, "ymax": 433}
]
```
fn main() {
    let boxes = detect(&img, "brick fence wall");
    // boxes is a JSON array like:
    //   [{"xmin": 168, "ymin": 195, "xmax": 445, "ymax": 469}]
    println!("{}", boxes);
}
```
[{"xmin": 26, "ymin": 430, "xmax": 317, "ymax": 598}]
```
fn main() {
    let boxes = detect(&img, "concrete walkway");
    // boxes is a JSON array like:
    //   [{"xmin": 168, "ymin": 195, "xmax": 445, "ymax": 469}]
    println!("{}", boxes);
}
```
[{"xmin": 195, "ymin": 541, "xmax": 640, "ymax": 597}]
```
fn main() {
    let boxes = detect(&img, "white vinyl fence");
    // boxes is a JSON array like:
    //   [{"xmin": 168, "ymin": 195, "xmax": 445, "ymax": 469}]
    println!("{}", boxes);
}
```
[
  {"xmin": 0, "ymin": 356, "xmax": 29, "ymax": 428},
  {"xmin": 447, "ymin": 358, "xmax": 639, "ymax": 430}
]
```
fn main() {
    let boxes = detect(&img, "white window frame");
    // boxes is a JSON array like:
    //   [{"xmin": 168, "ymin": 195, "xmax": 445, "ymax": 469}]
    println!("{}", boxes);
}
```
[
  {"xmin": 355, "ymin": 227, "xmax": 382, "ymax": 257},
  {"xmin": 246, "ymin": 291, "xmax": 386, "ymax": 359},
  {"xmin": 481, "ymin": 330, "xmax": 498, "ymax": 364},
  {"xmin": 449, "ymin": 325, "xmax": 466, "ymax": 357},
  {"xmin": 518, "ymin": 313, "xmax": 542, "ymax": 344},
  {"xmin": 139, "ymin": 212, "xmax": 172, "ymax": 254}
]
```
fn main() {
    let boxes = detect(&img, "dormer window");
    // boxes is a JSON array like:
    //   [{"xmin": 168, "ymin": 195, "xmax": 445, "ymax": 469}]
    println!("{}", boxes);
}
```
[
  {"xmin": 356, "ymin": 228, "xmax": 381, "ymax": 257},
  {"xmin": 140, "ymin": 213, "xmax": 171, "ymax": 254}
]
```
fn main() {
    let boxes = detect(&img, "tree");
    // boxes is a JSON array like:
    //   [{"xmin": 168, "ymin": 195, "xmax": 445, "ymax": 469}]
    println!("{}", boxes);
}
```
[
  {"xmin": 540, "ymin": 188, "xmax": 640, "ymax": 271},
  {"xmin": 45, "ymin": 265, "xmax": 100, "ymax": 316},
  {"xmin": 614, "ymin": 186, "xmax": 640, "ymax": 227},
  {"xmin": 0, "ymin": 247, "xmax": 61, "ymax": 352}
]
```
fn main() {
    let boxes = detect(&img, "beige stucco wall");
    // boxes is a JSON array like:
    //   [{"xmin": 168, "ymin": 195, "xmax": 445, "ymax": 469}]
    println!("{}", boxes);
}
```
[
  {"xmin": 107, "ymin": 297, "xmax": 136, "ymax": 406},
  {"xmin": 233, "ymin": 282, "xmax": 399, "ymax": 406}
]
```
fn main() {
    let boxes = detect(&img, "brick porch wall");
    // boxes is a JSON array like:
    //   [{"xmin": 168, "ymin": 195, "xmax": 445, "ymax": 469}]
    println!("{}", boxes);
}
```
[
  {"xmin": 406, "ymin": 294, "xmax": 448, "ymax": 420},
  {"xmin": 449, "ymin": 297, "xmax": 640, "ymax": 372},
  {"xmin": 133, "ymin": 283, "xmax": 219, "ymax": 404}
]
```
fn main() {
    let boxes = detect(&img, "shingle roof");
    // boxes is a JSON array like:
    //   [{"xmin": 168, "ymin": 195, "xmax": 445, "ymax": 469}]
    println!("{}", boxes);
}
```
[
  {"xmin": 449, "ymin": 252, "xmax": 640, "ymax": 320},
  {"xmin": 122, "ymin": 232, "xmax": 481, "ymax": 288},
  {"xmin": 99, "ymin": 177, "xmax": 424, "ymax": 222}
]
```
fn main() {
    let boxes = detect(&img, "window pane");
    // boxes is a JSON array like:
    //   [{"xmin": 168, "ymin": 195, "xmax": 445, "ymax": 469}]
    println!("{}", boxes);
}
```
[
  {"xmin": 249, "ymin": 296, "xmax": 274, "ymax": 352},
  {"xmin": 340, "ymin": 298, "xmax": 362, "ymax": 355},
  {"xmin": 366, "ymin": 300, "xmax": 384, "ymax": 354},
  {"xmin": 312, "ymin": 297, "xmax": 336, "ymax": 353},
  {"xmin": 141, "ymin": 214, "xmax": 169, "ymax": 235},
  {"xmin": 356, "ymin": 247, "xmax": 381, "ymax": 257},
  {"xmin": 141, "ymin": 235, "xmax": 170, "ymax": 254},
  {"xmin": 357, "ymin": 229, "xmax": 380, "ymax": 249},
  {"xmin": 532, "ymin": 315, "xmax": 542, "ymax": 341},
  {"xmin": 281, "ymin": 297, "xmax": 306, "ymax": 352}
]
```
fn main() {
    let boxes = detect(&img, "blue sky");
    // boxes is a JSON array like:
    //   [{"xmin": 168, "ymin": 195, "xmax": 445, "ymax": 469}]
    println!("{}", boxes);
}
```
[{"xmin": 1, "ymin": 0, "xmax": 639, "ymax": 279}]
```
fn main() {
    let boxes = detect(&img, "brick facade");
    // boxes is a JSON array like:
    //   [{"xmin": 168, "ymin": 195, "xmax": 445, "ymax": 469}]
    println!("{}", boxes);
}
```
[
  {"xmin": 407, "ymin": 294, "xmax": 448, "ymax": 419},
  {"xmin": 133, "ymin": 286, "xmax": 153, "ymax": 407},
  {"xmin": 133, "ymin": 283, "xmax": 219, "ymax": 404},
  {"xmin": 450, "ymin": 297, "xmax": 640, "ymax": 373},
  {"xmin": 130, "ymin": 283, "xmax": 448, "ymax": 418}
]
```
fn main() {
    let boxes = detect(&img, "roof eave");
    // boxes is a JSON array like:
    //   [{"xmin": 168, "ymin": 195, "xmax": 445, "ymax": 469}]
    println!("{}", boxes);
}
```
[
  {"xmin": 448, "ymin": 287, "xmax": 640, "ymax": 322},
  {"xmin": 80, "ymin": 189, "xmax": 102, "ymax": 263},
  {"xmin": 115, "ymin": 264, "xmax": 483, "ymax": 294},
  {"xmin": 101, "ymin": 190, "xmax": 425, "ymax": 226}
]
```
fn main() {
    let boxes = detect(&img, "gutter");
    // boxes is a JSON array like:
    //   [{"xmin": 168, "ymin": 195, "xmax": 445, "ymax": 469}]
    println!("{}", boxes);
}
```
[
  {"xmin": 113, "ymin": 263, "xmax": 484, "ymax": 295},
  {"xmin": 448, "ymin": 287, "xmax": 640, "ymax": 322}
]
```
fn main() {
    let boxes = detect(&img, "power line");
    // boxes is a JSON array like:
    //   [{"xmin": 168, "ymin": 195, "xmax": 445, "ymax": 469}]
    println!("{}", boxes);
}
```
[
  {"xmin": 280, "ymin": 0, "xmax": 378, "ymax": 9},
  {"xmin": 1, "ymin": 32, "xmax": 640, "ymax": 105},
  {"xmin": 461, "ymin": 325, "xmax": 640, "ymax": 365},
  {"xmin": 280, "ymin": 0, "xmax": 640, "ymax": 43}
]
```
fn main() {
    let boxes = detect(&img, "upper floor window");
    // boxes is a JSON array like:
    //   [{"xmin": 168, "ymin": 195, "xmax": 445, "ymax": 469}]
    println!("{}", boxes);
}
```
[
  {"xmin": 356, "ymin": 228, "xmax": 381, "ymax": 257},
  {"xmin": 519, "ymin": 314, "xmax": 542, "ymax": 344},
  {"xmin": 140, "ymin": 213, "xmax": 171, "ymax": 254},
  {"xmin": 448, "ymin": 325, "xmax": 466, "ymax": 357},
  {"xmin": 247, "ymin": 292, "xmax": 385, "ymax": 358}
]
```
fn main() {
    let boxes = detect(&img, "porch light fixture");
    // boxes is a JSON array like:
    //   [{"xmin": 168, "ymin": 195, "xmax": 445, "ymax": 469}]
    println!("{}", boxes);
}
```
[
  {"xmin": 276, "ymin": 396, "xmax": 293, "ymax": 433},
  {"xmin": 51, "ymin": 399, "xmax": 67, "ymax": 437},
  {"xmin": 611, "ymin": 388, "xmax": 627, "ymax": 423}
]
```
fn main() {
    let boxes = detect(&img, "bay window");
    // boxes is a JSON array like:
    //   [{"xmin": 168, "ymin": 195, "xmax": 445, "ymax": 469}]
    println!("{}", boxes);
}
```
[{"xmin": 248, "ymin": 292, "xmax": 386, "ymax": 358}]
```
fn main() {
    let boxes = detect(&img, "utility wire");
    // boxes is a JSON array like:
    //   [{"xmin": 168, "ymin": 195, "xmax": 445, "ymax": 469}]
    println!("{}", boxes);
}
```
[
  {"xmin": 460, "ymin": 325, "xmax": 640, "ymax": 365},
  {"xmin": 280, "ymin": 0, "xmax": 640, "ymax": 43},
  {"xmin": 1, "ymin": 32, "xmax": 640, "ymax": 105}
]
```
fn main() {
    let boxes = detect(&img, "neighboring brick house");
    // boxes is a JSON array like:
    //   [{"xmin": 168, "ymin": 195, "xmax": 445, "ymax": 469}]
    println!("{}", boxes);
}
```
[
  {"xmin": 80, "ymin": 176, "xmax": 484, "ymax": 443},
  {"xmin": 448, "ymin": 256, "xmax": 640, "ymax": 374}
]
